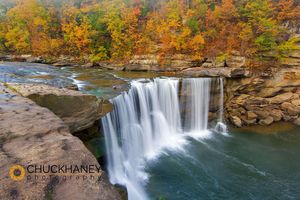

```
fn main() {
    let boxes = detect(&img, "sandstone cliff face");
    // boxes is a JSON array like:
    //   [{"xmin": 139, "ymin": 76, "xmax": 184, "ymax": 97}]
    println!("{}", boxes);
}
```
[
  {"xmin": 0, "ymin": 83, "xmax": 121, "ymax": 200},
  {"xmin": 6, "ymin": 83, "xmax": 112, "ymax": 133},
  {"xmin": 225, "ymin": 68, "xmax": 300, "ymax": 127}
]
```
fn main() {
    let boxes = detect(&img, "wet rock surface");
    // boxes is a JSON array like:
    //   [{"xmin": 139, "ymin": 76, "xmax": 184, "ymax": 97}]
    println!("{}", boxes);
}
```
[
  {"xmin": 0, "ymin": 62, "xmax": 77, "ymax": 89},
  {"xmin": 0, "ymin": 83, "xmax": 121, "ymax": 200}
]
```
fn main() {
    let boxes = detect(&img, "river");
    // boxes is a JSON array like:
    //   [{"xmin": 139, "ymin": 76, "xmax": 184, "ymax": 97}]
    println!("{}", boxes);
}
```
[{"xmin": 1, "ymin": 62, "xmax": 299, "ymax": 200}]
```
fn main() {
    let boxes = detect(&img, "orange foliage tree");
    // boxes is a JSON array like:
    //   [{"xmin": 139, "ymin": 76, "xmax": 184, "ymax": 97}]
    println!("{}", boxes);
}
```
[{"xmin": 0, "ymin": 0, "xmax": 299, "ymax": 62}]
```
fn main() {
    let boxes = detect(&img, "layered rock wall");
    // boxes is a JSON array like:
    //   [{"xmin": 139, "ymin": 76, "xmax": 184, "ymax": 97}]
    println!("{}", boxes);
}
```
[
  {"xmin": 225, "ymin": 68, "xmax": 300, "ymax": 127},
  {"xmin": 6, "ymin": 83, "xmax": 112, "ymax": 133}
]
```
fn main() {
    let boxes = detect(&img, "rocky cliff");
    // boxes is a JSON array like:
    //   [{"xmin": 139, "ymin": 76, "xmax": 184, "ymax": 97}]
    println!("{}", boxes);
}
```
[
  {"xmin": 0, "ymin": 83, "xmax": 121, "ymax": 200},
  {"xmin": 6, "ymin": 83, "xmax": 112, "ymax": 133},
  {"xmin": 225, "ymin": 68, "xmax": 300, "ymax": 127}
]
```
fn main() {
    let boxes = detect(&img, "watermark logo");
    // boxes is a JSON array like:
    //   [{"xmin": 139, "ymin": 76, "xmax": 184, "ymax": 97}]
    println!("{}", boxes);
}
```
[
  {"xmin": 9, "ymin": 165, "xmax": 25, "ymax": 181},
  {"xmin": 8, "ymin": 164, "xmax": 102, "ymax": 182}
]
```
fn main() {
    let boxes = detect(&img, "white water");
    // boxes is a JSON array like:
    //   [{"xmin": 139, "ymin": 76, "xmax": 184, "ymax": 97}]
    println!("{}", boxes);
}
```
[
  {"xmin": 182, "ymin": 78, "xmax": 211, "ymax": 139},
  {"xmin": 215, "ymin": 78, "xmax": 228, "ymax": 134},
  {"xmin": 102, "ymin": 78, "xmax": 226, "ymax": 200}
]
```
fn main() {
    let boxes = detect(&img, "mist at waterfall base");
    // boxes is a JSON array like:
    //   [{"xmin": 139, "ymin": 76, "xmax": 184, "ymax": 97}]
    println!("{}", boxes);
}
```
[{"xmin": 101, "ymin": 78, "xmax": 300, "ymax": 200}]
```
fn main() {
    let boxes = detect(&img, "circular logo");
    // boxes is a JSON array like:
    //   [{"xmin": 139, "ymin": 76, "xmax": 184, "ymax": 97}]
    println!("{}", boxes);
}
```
[{"xmin": 9, "ymin": 165, "xmax": 25, "ymax": 181}]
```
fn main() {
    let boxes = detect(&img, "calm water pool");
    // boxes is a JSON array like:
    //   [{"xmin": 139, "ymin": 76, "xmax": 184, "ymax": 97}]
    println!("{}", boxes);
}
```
[{"xmin": 145, "ymin": 127, "xmax": 300, "ymax": 200}]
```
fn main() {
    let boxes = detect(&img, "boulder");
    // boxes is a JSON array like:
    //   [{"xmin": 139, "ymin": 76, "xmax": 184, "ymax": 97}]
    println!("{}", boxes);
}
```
[
  {"xmin": 229, "ymin": 78, "xmax": 265, "ymax": 94},
  {"xmin": 26, "ymin": 56, "xmax": 44, "ymax": 63},
  {"xmin": 267, "ymin": 92, "xmax": 294, "ymax": 104},
  {"xmin": 281, "ymin": 102, "xmax": 300, "ymax": 116},
  {"xmin": 235, "ymin": 94, "xmax": 250, "ymax": 105},
  {"xmin": 293, "ymin": 118, "xmax": 300, "ymax": 126},
  {"xmin": 237, "ymin": 107, "xmax": 246, "ymax": 115},
  {"xmin": 230, "ymin": 116, "xmax": 242, "ymax": 127},
  {"xmin": 81, "ymin": 62, "xmax": 94, "ymax": 68},
  {"xmin": 243, "ymin": 117, "xmax": 257, "ymax": 125},
  {"xmin": 291, "ymin": 99, "xmax": 300, "ymax": 106},
  {"xmin": 259, "ymin": 116, "xmax": 274, "ymax": 126},
  {"xmin": 254, "ymin": 110, "xmax": 270, "ymax": 119},
  {"xmin": 0, "ymin": 83, "xmax": 121, "ymax": 200},
  {"xmin": 246, "ymin": 111, "xmax": 257, "ymax": 120},
  {"xmin": 257, "ymin": 87, "xmax": 282, "ymax": 98},
  {"xmin": 244, "ymin": 97, "xmax": 267, "ymax": 106},
  {"xmin": 270, "ymin": 109, "xmax": 283, "ymax": 122},
  {"xmin": 7, "ymin": 83, "xmax": 112, "ymax": 133}
]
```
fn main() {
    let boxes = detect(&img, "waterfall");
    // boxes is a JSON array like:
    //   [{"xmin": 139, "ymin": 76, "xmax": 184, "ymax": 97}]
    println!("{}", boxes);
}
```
[
  {"xmin": 182, "ymin": 78, "xmax": 211, "ymax": 133},
  {"xmin": 215, "ymin": 78, "xmax": 227, "ymax": 133},
  {"xmin": 101, "ymin": 77, "xmax": 226, "ymax": 200}
]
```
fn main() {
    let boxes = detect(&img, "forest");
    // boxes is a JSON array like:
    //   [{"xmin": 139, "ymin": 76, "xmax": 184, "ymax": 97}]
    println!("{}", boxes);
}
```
[{"xmin": 0, "ymin": 0, "xmax": 299, "ymax": 62}]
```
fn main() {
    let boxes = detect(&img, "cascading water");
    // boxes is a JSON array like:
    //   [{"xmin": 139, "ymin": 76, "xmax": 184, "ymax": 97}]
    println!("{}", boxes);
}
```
[
  {"xmin": 215, "ymin": 78, "xmax": 228, "ymax": 133},
  {"xmin": 181, "ymin": 78, "xmax": 211, "ymax": 138},
  {"xmin": 102, "ymin": 77, "xmax": 226, "ymax": 200}
]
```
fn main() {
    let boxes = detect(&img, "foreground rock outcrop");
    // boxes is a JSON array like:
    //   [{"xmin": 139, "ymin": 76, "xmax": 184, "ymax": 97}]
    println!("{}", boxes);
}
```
[
  {"xmin": 6, "ymin": 83, "xmax": 112, "ymax": 133},
  {"xmin": 226, "ymin": 68, "xmax": 300, "ymax": 127},
  {"xmin": 0, "ymin": 83, "xmax": 121, "ymax": 200}
]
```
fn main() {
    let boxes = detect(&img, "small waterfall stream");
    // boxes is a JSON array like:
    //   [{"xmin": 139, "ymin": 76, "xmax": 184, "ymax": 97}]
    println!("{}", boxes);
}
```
[{"xmin": 101, "ymin": 77, "xmax": 226, "ymax": 200}]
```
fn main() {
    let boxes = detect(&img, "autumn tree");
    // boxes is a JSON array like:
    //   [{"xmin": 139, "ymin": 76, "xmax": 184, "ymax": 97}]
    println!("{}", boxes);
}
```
[
  {"xmin": 272, "ymin": 0, "xmax": 300, "ymax": 22},
  {"xmin": 100, "ymin": 0, "xmax": 141, "ymax": 60},
  {"xmin": 0, "ymin": 0, "xmax": 298, "ymax": 63},
  {"xmin": 4, "ymin": 0, "xmax": 54, "ymax": 54},
  {"xmin": 204, "ymin": 0, "xmax": 241, "ymax": 57},
  {"xmin": 61, "ymin": 5, "xmax": 94, "ymax": 56},
  {"xmin": 0, "ymin": 4, "xmax": 8, "ymax": 52}
]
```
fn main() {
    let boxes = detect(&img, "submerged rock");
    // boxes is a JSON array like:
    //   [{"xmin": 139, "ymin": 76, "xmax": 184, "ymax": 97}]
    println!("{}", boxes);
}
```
[
  {"xmin": 6, "ymin": 83, "xmax": 112, "ymax": 133},
  {"xmin": 0, "ymin": 83, "xmax": 121, "ymax": 200}
]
